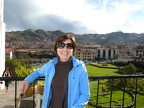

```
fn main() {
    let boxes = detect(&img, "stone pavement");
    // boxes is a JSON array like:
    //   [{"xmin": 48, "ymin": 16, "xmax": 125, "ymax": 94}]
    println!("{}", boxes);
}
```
[
  {"xmin": 0, "ymin": 82, "xmax": 42, "ymax": 108},
  {"xmin": 0, "ymin": 82, "xmax": 20, "ymax": 108}
]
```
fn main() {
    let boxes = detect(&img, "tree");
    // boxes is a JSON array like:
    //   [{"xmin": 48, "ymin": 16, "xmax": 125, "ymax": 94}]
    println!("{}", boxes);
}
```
[
  {"xmin": 15, "ymin": 65, "xmax": 34, "ymax": 77},
  {"xmin": 5, "ymin": 58, "xmax": 30, "ymax": 76},
  {"xmin": 124, "ymin": 63, "xmax": 137, "ymax": 75}
]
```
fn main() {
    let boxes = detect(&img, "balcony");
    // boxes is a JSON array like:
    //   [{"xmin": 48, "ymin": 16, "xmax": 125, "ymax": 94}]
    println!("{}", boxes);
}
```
[{"xmin": 0, "ymin": 75, "xmax": 144, "ymax": 108}]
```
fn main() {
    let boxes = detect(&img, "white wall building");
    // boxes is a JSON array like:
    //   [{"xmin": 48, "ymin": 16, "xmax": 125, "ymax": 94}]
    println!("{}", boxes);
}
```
[
  {"xmin": 95, "ymin": 47, "xmax": 118, "ymax": 60},
  {"xmin": 0, "ymin": 0, "xmax": 5, "ymax": 89},
  {"xmin": 133, "ymin": 46, "xmax": 144, "ymax": 62}
]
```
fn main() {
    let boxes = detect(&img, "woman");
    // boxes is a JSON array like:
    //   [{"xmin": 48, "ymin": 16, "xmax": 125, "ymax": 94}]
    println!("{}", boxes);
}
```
[
  {"xmin": 19, "ymin": 34, "xmax": 90, "ymax": 108},
  {"xmin": 2, "ymin": 68, "xmax": 12, "ymax": 92}
]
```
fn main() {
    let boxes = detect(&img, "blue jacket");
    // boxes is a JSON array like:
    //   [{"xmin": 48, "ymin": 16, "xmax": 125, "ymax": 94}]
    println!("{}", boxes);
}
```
[{"xmin": 25, "ymin": 56, "xmax": 90, "ymax": 108}]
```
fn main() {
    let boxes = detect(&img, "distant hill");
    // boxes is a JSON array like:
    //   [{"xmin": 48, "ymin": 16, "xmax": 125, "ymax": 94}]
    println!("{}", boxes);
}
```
[{"xmin": 6, "ymin": 29, "xmax": 144, "ymax": 46}]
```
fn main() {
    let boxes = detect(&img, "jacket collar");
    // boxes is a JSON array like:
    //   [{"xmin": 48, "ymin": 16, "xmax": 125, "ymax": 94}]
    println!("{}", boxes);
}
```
[{"xmin": 52, "ymin": 56, "xmax": 84, "ymax": 67}]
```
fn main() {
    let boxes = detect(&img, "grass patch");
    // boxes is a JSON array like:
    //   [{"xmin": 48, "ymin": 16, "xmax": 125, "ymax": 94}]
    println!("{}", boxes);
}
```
[
  {"xmin": 135, "ymin": 94, "xmax": 144, "ymax": 108},
  {"xmin": 89, "ymin": 81, "xmax": 132, "ymax": 107},
  {"xmin": 86, "ymin": 64, "xmax": 144, "ymax": 108},
  {"xmin": 86, "ymin": 65, "xmax": 119, "ymax": 76}
]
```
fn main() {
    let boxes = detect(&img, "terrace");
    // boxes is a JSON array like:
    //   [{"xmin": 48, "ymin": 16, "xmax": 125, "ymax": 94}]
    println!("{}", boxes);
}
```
[{"xmin": 0, "ymin": 75, "xmax": 144, "ymax": 108}]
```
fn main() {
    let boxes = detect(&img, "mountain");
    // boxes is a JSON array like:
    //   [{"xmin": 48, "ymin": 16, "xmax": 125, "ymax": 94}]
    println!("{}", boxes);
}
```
[{"xmin": 6, "ymin": 29, "xmax": 144, "ymax": 47}]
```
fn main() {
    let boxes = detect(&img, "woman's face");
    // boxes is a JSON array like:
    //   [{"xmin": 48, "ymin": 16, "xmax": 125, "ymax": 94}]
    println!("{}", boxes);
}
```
[
  {"xmin": 5, "ymin": 69, "xmax": 9, "ymax": 73},
  {"xmin": 57, "ymin": 39, "xmax": 73, "ymax": 62}
]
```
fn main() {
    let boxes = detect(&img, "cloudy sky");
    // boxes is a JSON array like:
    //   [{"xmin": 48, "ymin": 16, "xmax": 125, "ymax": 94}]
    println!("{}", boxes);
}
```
[{"xmin": 4, "ymin": 0, "xmax": 144, "ymax": 34}]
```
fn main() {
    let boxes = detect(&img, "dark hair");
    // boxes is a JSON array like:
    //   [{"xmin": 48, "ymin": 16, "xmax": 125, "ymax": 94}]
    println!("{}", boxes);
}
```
[{"xmin": 54, "ymin": 34, "xmax": 77, "ymax": 53}]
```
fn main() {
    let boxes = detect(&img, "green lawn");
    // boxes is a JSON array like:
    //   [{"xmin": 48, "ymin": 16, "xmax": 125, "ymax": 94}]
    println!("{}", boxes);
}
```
[
  {"xmin": 86, "ymin": 64, "xmax": 144, "ymax": 108},
  {"xmin": 89, "ymin": 81, "xmax": 132, "ymax": 107},
  {"xmin": 86, "ymin": 65, "xmax": 120, "ymax": 76},
  {"xmin": 136, "ymin": 94, "xmax": 144, "ymax": 107}
]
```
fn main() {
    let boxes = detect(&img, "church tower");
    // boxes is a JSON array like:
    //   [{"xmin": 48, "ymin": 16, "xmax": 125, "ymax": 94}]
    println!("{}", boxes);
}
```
[{"xmin": 0, "ymin": 0, "xmax": 5, "ymax": 89}]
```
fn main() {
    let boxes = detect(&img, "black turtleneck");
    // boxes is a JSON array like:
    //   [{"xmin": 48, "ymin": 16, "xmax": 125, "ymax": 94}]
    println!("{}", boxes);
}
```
[{"xmin": 51, "ymin": 59, "xmax": 73, "ymax": 108}]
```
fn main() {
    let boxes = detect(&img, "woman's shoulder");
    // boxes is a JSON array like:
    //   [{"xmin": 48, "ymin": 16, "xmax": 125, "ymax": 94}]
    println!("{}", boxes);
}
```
[
  {"xmin": 72, "ymin": 57, "xmax": 86, "ymax": 69},
  {"xmin": 41, "ymin": 58, "xmax": 58, "ymax": 69}
]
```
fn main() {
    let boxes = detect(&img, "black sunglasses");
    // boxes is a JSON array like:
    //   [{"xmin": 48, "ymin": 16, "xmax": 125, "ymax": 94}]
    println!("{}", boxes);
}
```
[{"xmin": 57, "ymin": 42, "xmax": 73, "ymax": 49}]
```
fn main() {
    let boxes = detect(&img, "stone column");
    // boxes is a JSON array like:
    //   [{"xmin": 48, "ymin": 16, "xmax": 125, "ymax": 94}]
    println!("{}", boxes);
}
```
[{"xmin": 0, "ymin": 0, "xmax": 5, "ymax": 89}]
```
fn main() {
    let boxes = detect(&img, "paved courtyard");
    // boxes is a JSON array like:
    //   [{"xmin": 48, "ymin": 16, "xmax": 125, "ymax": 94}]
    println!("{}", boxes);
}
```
[
  {"xmin": 0, "ymin": 82, "xmax": 20, "ymax": 108},
  {"xmin": 0, "ymin": 82, "xmax": 42, "ymax": 108}
]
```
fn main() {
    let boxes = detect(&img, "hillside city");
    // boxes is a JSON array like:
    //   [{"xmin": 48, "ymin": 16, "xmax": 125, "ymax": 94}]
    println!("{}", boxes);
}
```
[{"xmin": 5, "ymin": 30, "xmax": 144, "ymax": 65}]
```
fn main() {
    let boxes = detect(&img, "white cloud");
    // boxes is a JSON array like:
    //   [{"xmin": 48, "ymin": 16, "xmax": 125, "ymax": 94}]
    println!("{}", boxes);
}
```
[{"xmin": 4, "ymin": 0, "xmax": 144, "ymax": 34}]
